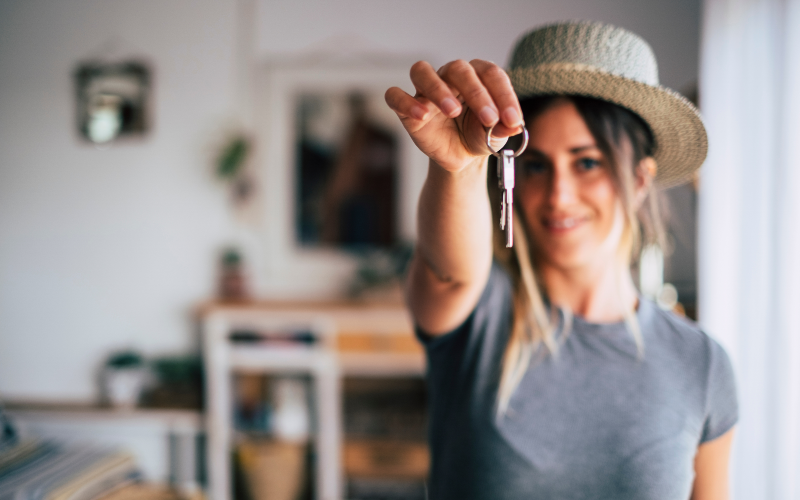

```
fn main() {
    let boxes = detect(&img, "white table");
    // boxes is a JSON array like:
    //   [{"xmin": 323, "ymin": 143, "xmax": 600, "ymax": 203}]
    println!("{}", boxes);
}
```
[{"xmin": 200, "ymin": 301, "xmax": 420, "ymax": 500}]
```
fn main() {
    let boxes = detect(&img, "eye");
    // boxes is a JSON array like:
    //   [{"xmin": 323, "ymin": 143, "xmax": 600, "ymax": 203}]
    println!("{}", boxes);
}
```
[
  {"xmin": 577, "ymin": 158, "xmax": 601, "ymax": 171},
  {"xmin": 518, "ymin": 158, "xmax": 547, "ymax": 176}
]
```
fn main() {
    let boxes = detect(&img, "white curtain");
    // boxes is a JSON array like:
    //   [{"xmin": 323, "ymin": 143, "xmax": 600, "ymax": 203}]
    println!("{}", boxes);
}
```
[{"xmin": 699, "ymin": 0, "xmax": 800, "ymax": 498}]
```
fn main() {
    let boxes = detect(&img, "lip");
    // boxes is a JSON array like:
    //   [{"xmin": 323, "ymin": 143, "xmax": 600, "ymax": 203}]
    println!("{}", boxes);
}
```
[{"xmin": 541, "ymin": 215, "xmax": 589, "ymax": 233}]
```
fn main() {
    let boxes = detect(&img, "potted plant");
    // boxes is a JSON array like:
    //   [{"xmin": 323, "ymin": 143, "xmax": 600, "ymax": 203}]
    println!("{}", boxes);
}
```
[{"xmin": 102, "ymin": 350, "xmax": 147, "ymax": 409}]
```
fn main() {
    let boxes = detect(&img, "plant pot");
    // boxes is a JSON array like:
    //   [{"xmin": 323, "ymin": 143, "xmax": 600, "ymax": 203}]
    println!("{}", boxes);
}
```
[{"xmin": 103, "ymin": 367, "xmax": 147, "ymax": 409}]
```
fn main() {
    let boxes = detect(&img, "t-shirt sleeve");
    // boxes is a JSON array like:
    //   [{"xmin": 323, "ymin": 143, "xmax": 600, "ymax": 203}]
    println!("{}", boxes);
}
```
[
  {"xmin": 413, "ymin": 261, "xmax": 509, "ymax": 350},
  {"xmin": 700, "ymin": 338, "xmax": 739, "ymax": 443}
]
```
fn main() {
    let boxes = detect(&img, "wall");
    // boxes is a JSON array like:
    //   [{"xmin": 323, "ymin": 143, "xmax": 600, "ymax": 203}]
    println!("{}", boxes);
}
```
[
  {"xmin": 0, "ymin": 0, "xmax": 701, "ymax": 401},
  {"xmin": 255, "ymin": 0, "xmax": 700, "ymax": 91},
  {"xmin": 0, "ymin": 0, "xmax": 239, "ymax": 400}
]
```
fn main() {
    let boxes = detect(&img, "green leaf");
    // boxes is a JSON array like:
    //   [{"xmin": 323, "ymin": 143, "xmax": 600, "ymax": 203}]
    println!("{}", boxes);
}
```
[{"xmin": 217, "ymin": 137, "xmax": 249, "ymax": 179}]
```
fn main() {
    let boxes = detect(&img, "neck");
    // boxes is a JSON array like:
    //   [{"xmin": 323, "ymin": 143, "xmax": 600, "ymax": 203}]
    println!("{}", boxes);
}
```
[{"xmin": 539, "ymin": 257, "xmax": 639, "ymax": 323}]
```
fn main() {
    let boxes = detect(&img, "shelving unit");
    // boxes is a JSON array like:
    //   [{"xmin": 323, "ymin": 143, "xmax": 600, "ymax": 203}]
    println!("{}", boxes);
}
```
[
  {"xmin": 5, "ymin": 403, "xmax": 203, "ymax": 493},
  {"xmin": 200, "ymin": 301, "xmax": 424, "ymax": 500}
]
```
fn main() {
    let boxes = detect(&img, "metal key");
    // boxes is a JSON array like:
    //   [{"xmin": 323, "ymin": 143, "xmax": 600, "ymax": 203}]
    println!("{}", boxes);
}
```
[
  {"xmin": 499, "ymin": 150, "xmax": 515, "ymax": 246},
  {"xmin": 486, "ymin": 125, "xmax": 529, "ymax": 248}
]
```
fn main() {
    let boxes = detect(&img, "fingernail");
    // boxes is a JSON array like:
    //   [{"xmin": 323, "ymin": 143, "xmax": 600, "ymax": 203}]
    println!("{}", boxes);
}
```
[
  {"xmin": 502, "ymin": 107, "xmax": 522, "ymax": 127},
  {"xmin": 441, "ymin": 98, "xmax": 460, "ymax": 117},
  {"xmin": 411, "ymin": 106, "xmax": 426, "ymax": 120},
  {"xmin": 479, "ymin": 106, "xmax": 499, "ymax": 125}
]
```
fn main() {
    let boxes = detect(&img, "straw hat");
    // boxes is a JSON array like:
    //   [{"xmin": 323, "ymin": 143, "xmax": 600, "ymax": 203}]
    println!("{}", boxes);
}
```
[{"xmin": 507, "ymin": 21, "xmax": 706, "ymax": 189}]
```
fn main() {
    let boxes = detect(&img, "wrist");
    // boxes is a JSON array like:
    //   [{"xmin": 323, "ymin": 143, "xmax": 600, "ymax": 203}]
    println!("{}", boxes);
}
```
[{"xmin": 430, "ymin": 156, "xmax": 487, "ymax": 178}]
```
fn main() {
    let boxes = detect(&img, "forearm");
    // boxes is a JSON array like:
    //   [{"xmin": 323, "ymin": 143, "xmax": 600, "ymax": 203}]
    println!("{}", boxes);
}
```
[
  {"xmin": 691, "ymin": 429, "xmax": 734, "ymax": 500},
  {"xmin": 406, "ymin": 157, "xmax": 494, "ymax": 333},
  {"xmin": 416, "ymin": 158, "xmax": 493, "ymax": 284}
]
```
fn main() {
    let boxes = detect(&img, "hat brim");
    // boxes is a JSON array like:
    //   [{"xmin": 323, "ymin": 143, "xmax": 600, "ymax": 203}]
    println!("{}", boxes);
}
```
[{"xmin": 508, "ymin": 63, "xmax": 707, "ymax": 189}]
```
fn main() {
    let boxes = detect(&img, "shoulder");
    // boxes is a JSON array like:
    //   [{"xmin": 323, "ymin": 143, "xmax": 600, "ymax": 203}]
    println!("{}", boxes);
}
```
[
  {"xmin": 416, "ymin": 260, "xmax": 514, "ymax": 376},
  {"xmin": 640, "ymin": 300, "xmax": 737, "ymax": 400},
  {"xmin": 417, "ymin": 261, "xmax": 513, "ymax": 340},
  {"xmin": 642, "ymin": 300, "xmax": 729, "ymax": 364},
  {"xmin": 416, "ymin": 261, "xmax": 515, "ymax": 404}
]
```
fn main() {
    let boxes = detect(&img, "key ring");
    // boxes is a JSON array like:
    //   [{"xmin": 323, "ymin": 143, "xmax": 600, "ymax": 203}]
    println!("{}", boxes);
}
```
[{"xmin": 485, "ymin": 124, "xmax": 529, "ymax": 157}]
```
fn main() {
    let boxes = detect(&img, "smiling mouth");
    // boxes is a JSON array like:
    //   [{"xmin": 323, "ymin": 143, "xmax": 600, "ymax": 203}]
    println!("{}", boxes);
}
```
[{"xmin": 542, "ymin": 216, "xmax": 587, "ymax": 230}]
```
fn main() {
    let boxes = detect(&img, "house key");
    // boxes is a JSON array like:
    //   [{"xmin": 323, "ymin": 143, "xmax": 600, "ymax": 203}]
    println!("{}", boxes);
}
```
[{"xmin": 486, "ymin": 125, "xmax": 529, "ymax": 247}]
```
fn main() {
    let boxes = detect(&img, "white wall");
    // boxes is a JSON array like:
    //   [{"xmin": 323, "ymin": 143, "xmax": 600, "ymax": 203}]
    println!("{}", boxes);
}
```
[
  {"xmin": 0, "ymin": 0, "xmax": 701, "ymax": 401},
  {"xmin": 255, "ymin": 0, "xmax": 700, "ymax": 91},
  {"xmin": 0, "ymin": 0, "xmax": 239, "ymax": 400}
]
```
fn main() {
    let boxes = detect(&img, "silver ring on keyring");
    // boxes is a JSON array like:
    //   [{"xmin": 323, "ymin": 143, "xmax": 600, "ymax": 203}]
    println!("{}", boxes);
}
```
[{"xmin": 485, "ymin": 125, "xmax": 529, "ymax": 157}]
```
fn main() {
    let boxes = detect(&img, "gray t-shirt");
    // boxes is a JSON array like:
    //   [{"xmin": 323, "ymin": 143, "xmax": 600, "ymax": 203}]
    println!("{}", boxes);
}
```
[{"xmin": 418, "ymin": 263, "xmax": 738, "ymax": 500}]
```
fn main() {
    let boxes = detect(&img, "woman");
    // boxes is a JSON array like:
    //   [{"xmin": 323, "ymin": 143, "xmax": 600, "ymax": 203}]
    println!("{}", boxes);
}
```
[{"xmin": 385, "ymin": 21, "xmax": 737, "ymax": 499}]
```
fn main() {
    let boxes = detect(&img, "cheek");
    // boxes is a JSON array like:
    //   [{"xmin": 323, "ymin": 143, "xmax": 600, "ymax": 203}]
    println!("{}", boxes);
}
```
[{"xmin": 586, "ymin": 179, "xmax": 619, "ymax": 227}]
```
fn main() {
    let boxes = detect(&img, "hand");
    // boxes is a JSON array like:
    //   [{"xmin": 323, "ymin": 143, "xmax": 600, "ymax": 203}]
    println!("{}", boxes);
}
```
[{"xmin": 385, "ymin": 59, "xmax": 524, "ymax": 173}]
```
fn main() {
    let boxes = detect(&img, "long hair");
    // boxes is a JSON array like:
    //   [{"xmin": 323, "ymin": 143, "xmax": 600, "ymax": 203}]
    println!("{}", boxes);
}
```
[{"xmin": 490, "ymin": 95, "xmax": 667, "ymax": 414}]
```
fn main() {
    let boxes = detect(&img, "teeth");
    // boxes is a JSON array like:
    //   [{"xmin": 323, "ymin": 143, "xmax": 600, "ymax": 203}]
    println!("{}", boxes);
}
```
[{"xmin": 549, "ymin": 217, "xmax": 579, "ymax": 229}]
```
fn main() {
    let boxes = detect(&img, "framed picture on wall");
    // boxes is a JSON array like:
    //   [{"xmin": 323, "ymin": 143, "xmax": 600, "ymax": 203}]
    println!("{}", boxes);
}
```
[
  {"xmin": 295, "ymin": 90, "xmax": 398, "ymax": 250},
  {"xmin": 256, "ymin": 56, "xmax": 428, "ymax": 299}
]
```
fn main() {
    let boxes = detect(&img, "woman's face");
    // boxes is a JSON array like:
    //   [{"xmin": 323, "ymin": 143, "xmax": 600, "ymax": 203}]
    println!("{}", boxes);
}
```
[{"xmin": 516, "ymin": 98, "xmax": 626, "ymax": 273}]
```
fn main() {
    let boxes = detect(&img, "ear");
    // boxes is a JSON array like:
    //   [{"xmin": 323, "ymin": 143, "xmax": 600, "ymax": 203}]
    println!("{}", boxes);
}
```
[{"xmin": 634, "ymin": 157, "xmax": 657, "ymax": 208}]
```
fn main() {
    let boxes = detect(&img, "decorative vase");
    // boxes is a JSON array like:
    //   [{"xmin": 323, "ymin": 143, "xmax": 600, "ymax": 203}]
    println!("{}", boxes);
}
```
[{"xmin": 103, "ymin": 366, "xmax": 147, "ymax": 409}]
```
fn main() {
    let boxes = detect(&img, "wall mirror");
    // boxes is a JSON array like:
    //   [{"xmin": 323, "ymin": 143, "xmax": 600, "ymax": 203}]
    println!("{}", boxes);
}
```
[
  {"xmin": 296, "ymin": 90, "xmax": 399, "ymax": 250},
  {"xmin": 74, "ymin": 61, "xmax": 151, "ymax": 145},
  {"xmin": 257, "ymin": 58, "xmax": 427, "ymax": 298}
]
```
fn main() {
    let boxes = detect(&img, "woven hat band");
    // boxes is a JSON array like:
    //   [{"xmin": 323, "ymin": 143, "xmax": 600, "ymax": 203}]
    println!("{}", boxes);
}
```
[{"xmin": 509, "ymin": 22, "xmax": 659, "ymax": 86}]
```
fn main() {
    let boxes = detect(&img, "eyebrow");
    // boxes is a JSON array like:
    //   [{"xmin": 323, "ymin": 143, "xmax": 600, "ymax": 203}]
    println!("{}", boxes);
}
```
[
  {"xmin": 569, "ymin": 145, "xmax": 600, "ymax": 154},
  {"xmin": 523, "ymin": 145, "xmax": 600, "ymax": 156}
]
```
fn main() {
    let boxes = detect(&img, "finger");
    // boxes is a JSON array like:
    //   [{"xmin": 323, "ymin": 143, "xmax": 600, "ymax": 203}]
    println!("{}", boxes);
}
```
[
  {"xmin": 471, "ymin": 59, "xmax": 524, "ymax": 132},
  {"xmin": 437, "ymin": 59, "xmax": 498, "ymax": 127},
  {"xmin": 480, "ymin": 120, "xmax": 526, "ymax": 155},
  {"xmin": 487, "ymin": 122, "xmax": 522, "ymax": 140},
  {"xmin": 385, "ymin": 86, "xmax": 430, "ymax": 121},
  {"xmin": 409, "ymin": 60, "xmax": 463, "ymax": 118}
]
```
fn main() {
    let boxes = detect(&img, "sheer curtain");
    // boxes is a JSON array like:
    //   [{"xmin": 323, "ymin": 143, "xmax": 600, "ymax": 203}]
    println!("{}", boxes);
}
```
[{"xmin": 699, "ymin": 0, "xmax": 800, "ymax": 498}]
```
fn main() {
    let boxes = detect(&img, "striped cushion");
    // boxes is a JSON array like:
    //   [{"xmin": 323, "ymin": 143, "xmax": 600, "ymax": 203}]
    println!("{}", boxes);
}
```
[{"xmin": 0, "ymin": 440, "xmax": 140, "ymax": 500}]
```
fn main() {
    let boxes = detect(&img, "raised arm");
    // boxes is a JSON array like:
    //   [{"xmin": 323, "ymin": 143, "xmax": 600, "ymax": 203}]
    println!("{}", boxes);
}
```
[{"xmin": 385, "ymin": 59, "xmax": 523, "ymax": 334}]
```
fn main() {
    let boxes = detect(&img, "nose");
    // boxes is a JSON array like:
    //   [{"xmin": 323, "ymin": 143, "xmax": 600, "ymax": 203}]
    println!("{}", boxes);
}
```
[{"xmin": 547, "ymin": 162, "xmax": 578, "ymax": 208}]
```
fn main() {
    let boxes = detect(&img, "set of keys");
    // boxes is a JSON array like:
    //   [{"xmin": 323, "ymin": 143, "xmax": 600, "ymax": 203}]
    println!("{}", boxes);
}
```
[{"xmin": 486, "ymin": 125, "xmax": 529, "ymax": 247}]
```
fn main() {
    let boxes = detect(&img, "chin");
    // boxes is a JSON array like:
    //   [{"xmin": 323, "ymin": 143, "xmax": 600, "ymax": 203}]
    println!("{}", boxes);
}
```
[
  {"xmin": 528, "ymin": 224, "xmax": 613, "ymax": 271},
  {"xmin": 542, "ymin": 256, "xmax": 590, "ymax": 272},
  {"xmin": 535, "ymin": 244, "xmax": 598, "ymax": 271}
]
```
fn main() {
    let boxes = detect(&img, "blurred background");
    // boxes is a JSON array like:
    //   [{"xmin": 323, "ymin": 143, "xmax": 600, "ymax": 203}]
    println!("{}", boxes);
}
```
[{"xmin": 0, "ymin": 0, "xmax": 797, "ymax": 499}]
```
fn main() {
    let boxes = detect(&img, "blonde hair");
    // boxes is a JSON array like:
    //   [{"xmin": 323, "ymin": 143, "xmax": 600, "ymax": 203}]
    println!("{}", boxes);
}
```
[{"xmin": 490, "ymin": 95, "xmax": 667, "ymax": 415}]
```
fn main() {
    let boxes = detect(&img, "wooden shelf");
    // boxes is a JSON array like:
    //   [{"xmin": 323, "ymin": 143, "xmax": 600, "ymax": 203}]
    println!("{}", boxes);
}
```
[
  {"xmin": 339, "ymin": 353, "xmax": 424, "ymax": 377},
  {"xmin": 4, "ymin": 402, "xmax": 202, "ymax": 429},
  {"xmin": 200, "ymin": 301, "xmax": 425, "ymax": 500},
  {"xmin": 344, "ymin": 438, "xmax": 429, "ymax": 479},
  {"xmin": 229, "ymin": 345, "xmax": 334, "ymax": 373}
]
